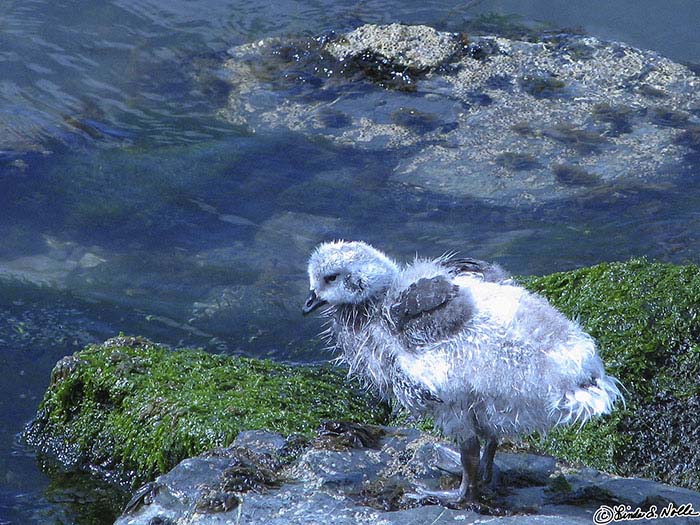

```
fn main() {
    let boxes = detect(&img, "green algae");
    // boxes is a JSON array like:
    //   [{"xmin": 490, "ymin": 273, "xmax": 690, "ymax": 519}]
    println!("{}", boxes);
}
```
[
  {"xmin": 553, "ymin": 164, "xmax": 601, "ymax": 187},
  {"xmin": 546, "ymin": 474, "xmax": 572, "ymax": 494},
  {"xmin": 522, "ymin": 258, "xmax": 700, "ymax": 486},
  {"xmin": 496, "ymin": 152, "xmax": 541, "ymax": 171},
  {"xmin": 25, "ymin": 336, "xmax": 389, "ymax": 486},
  {"xmin": 519, "ymin": 74, "xmax": 569, "ymax": 100}
]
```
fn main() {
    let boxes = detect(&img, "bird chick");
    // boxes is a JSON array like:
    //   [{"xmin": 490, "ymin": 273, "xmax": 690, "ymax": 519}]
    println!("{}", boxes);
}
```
[{"xmin": 303, "ymin": 240, "xmax": 623, "ymax": 506}]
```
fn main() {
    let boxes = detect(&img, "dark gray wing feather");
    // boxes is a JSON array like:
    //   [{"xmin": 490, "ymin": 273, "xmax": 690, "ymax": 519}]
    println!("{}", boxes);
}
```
[
  {"xmin": 388, "ymin": 274, "xmax": 476, "ymax": 345},
  {"xmin": 389, "ymin": 276, "xmax": 459, "ymax": 330}
]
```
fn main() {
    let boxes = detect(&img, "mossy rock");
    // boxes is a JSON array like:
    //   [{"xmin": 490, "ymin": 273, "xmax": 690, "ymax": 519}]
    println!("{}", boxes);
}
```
[
  {"xmin": 24, "ymin": 336, "xmax": 390, "ymax": 486},
  {"xmin": 522, "ymin": 258, "xmax": 700, "ymax": 488}
]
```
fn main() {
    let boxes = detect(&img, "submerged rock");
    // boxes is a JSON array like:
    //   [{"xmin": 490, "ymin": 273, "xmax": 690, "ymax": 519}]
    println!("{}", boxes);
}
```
[
  {"xmin": 186, "ymin": 211, "xmax": 351, "ymax": 353},
  {"xmin": 218, "ymin": 23, "xmax": 700, "ymax": 207},
  {"xmin": 0, "ymin": 235, "xmax": 107, "ymax": 289},
  {"xmin": 115, "ymin": 426, "xmax": 700, "ymax": 525}
]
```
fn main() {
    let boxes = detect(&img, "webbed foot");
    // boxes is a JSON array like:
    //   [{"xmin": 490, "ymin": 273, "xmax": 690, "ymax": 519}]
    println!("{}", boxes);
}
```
[
  {"xmin": 404, "ymin": 486, "xmax": 477, "ymax": 509},
  {"xmin": 405, "ymin": 436, "xmax": 482, "ymax": 508},
  {"xmin": 431, "ymin": 438, "xmax": 500, "ymax": 487}
]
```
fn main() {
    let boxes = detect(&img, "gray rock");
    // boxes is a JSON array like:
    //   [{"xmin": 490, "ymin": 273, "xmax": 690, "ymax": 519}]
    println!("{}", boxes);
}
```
[
  {"xmin": 232, "ymin": 430, "xmax": 290, "ymax": 456},
  {"xmin": 0, "ymin": 235, "xmax": 107, "ymax": 289},
  {"xmin": 497, "ymin": 452, "xmax": 558, "ymax": 486},
  {"xmin": 324, "ymin": 23, "xmax": 462, "ymax": 71},
  {"xmin": 219, "ymin": 24, "xmax": 700, "ymax": 208},
  {"xmin": 114, "ymin": 425, "xmax": 700, "ymax": 525}
]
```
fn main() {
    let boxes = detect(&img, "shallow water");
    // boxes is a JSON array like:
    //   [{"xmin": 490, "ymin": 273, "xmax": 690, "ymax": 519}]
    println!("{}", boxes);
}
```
[{"xmin": 1, "ymin": 1, "xmax": 699, "ymax": 523}]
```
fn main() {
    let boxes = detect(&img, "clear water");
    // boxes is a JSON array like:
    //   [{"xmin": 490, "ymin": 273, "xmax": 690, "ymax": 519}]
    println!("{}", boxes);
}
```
[{"xmin": 1, "ymin": 1, "xmax": 699, "ymax": 523}]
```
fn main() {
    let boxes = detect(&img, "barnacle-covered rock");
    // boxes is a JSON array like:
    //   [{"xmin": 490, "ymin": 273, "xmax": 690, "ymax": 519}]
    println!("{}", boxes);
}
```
[{"xmin": 219, "ymin": 24, "xmax": 700, "ymax": 207}]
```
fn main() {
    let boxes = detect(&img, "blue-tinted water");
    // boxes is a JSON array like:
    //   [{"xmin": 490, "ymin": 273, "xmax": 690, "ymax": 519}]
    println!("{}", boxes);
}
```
[{"xmin": 1, "ymin": 1, "xmax": 699, "ymax": 523}]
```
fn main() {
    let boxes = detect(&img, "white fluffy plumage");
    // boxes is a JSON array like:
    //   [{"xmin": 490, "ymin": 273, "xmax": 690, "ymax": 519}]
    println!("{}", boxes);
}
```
[{"xmin": 303, "ymin": 240, "xmax": 623, "ymax": 503}]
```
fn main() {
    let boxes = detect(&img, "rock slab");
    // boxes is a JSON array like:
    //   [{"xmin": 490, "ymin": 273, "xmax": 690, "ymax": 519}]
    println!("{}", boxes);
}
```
[
  {"xmin": 115, "ymin": 426, "xmax": 700, "ymax": 525},
  {"xmin": 220, "ymin": 23, "xmax": 700, "ymax": 208}
]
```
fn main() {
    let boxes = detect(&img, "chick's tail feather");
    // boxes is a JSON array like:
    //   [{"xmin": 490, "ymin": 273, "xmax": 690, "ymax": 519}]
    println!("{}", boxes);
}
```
[{"xmin": 554, "ymin": 375, "xmax": 624, "ymax": 427}]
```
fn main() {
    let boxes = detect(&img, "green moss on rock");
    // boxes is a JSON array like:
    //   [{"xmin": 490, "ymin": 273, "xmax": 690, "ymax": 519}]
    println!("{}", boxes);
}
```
[
  {"xmin": 522, "ymin": 258, "xmax": 700, "ymax": 488},
  {"xmin": 25, "ymin": 336, "xmax": 389, "ymax": 486}
]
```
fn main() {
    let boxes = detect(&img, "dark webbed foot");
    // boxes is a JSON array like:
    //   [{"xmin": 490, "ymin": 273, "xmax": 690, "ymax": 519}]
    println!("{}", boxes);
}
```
[
  {"xmin": 404, "ymin": 488, "xmax": 479, "ymax": 510},
  {"xmin": 406, "ymin": 437, "xmax": 481, "ymax": 507},
  {"xmin": 430, "ymin": 437, "xmax": 500, "ymax": 487},
  {"xmin": 407, "ymin": 436, "xmax": 502, "ymax": 508}
]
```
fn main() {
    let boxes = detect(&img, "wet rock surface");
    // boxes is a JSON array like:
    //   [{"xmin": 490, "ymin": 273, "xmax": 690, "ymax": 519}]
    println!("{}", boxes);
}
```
[
  {"xmin": 115, "ymin": 426, "xmax": 700, "ymax": 525},
  {"xmin": 324, "ymin": 23, "xmax": 464, "ymax": 73},
  {"xmin": 219, "ymin": 23, "xmax": 700, "ymax": 207}
]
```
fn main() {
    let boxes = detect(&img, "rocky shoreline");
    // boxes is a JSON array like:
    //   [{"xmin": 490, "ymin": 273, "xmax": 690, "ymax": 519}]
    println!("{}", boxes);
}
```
[
  {"xmin": 115, "ymin": 427, "xmax": 700, "ymax": 525},
  {"xmin": 23, "ymin": 258, "xmax": 700, "ymax": 523}
]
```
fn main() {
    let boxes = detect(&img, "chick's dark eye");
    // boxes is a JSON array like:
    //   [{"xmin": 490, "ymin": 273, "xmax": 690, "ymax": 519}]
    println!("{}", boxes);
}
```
[{"xmin": 324, "ymin": 273, "xmax": 339, "ymax": 284}]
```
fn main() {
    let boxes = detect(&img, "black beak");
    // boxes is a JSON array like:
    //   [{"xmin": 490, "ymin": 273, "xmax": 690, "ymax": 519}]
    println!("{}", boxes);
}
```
[{"xmin": 302, "ymin": 290, "xmax": 327, "ymax": 315}]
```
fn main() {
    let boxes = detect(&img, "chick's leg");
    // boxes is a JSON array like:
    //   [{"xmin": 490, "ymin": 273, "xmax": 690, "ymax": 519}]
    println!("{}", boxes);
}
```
[
  {"xmin": 458, "ymin": 436, "xmax": 481, "ymax": 502},
  {"xmin": 479, "ymin": 437, "xmax": 499, "ymax": 485}
]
